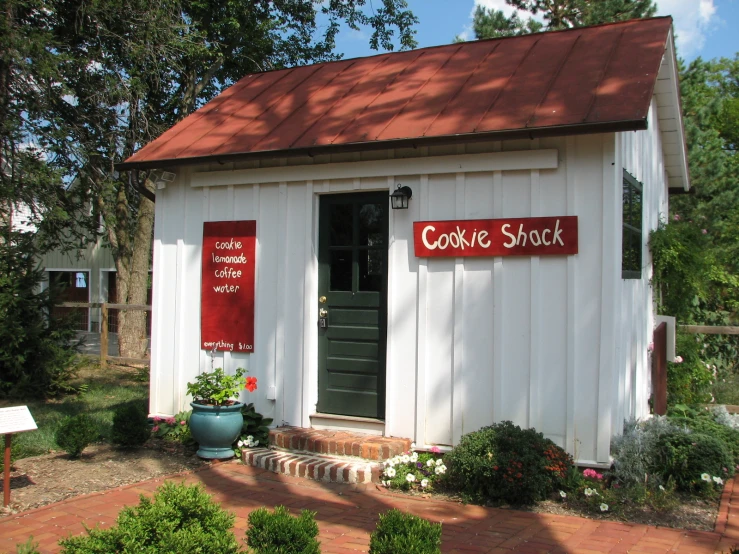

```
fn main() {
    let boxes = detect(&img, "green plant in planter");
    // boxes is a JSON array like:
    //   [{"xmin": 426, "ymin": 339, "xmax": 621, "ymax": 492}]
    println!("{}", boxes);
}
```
[
  {"xmin": 187, "ymin": 367, "xmax": 250, "ymax": 406},
  {"xmin": 187, "ymin": 367, "xmax": 257, "ymax": 459}
]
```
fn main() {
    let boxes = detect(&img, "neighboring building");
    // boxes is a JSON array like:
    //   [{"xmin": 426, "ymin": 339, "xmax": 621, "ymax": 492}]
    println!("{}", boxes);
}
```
[
  {"xmin": 119, "ymin": 17, "xmax": 688, "ymax": 465},
  {"xmin": 41, "ymin": 239, "xmax": 116, "ymax": 332}
]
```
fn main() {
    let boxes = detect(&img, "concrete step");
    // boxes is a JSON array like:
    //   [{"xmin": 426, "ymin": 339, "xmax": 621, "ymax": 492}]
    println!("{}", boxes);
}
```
[
  {"xmin": 268, "ymin": 426, "xmax": 411, "ymax": 462},
  {"xmin": 242, "ymin": 448, "xmax": 383, "ymax": 484}
]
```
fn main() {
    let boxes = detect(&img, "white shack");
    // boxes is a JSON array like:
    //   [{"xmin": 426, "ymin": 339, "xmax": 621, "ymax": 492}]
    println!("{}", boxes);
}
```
[{"xmin": 119, "ymin": 17, "xmax": 688, "ymax": 465}]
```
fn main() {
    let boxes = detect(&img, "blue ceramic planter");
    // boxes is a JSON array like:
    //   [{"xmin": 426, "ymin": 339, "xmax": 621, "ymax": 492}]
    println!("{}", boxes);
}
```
[{"xmin": 189, "ymin": 402, "xmax": 243, "ymax": 459}]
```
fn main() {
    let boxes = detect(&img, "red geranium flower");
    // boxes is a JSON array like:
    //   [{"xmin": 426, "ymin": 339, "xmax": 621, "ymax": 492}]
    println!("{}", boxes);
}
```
[{"xmin": 245, "ymin": 376, "xmax": 258, "ymax": 392}]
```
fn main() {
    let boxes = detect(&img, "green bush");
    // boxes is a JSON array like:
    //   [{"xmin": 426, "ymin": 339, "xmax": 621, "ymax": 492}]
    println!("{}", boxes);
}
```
[
  {"xmin": 58, "ymin": 482, "xmax": 240, "ymax": 553},
  {"xmin": 652, "ymin": 431, "xmax": 733, "ymax": 491},
  {"xmin": 670, "ymin": 415, "xmax": 739, "ymax": 462},
  {"xmin": 245, "ymin": 505, "xmax": 320, "ymax": 554},
  {"xmin": 443, "ymin": 421, "xmax": 572, "ymax": 505},
  {"xmin": 369, "ymin": 509, "xmax": 441, "ymax": 554},
  {"xmin": 111, "ymin": 402, "xmax": 151, "ymax": 448},
  {"xmin": 55, "ymin": 414, "xmax": 99, "ymax": 458},
  {"xmin": 241, "ymin": 403, "xmax": 273, "ymax": 445}
]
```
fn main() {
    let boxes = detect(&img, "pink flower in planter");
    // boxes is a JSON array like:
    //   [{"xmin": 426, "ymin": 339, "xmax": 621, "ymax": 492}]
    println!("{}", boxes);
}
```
[
  {"xmin": 583, "ymin": 468, "xmax": 603, "ymax": 480},
  {"xmin": 180, "ymin": 420, "xmax": 187, "ymax": 425},
  {"xmin": 166, "ymin": 417, "xmax": 176, "ymax": 425},
  {"xmin": 152, "ymin": 425, "xmax": 160, "ymax": 432},
  {"xmin": 431, "ymin": 446, "xmax": 441, "ymax": 454},
  {"xmin": 153, "ymin": 416, "xmax": 162, "ymax": 422}
]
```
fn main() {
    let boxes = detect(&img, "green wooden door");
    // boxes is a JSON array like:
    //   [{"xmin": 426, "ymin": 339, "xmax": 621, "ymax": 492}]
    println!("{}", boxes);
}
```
[{"xmin": 317, "ymin": 192, "xmax": 388, "ymax": 419}]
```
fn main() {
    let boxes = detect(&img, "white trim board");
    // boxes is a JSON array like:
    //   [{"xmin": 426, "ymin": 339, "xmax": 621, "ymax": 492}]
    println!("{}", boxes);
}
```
[{"xmin": 191, "ymin": 150, "xmax": 559, "ymax": 188}]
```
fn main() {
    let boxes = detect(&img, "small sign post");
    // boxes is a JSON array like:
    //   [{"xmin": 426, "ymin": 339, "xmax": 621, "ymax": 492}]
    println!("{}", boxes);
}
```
[{"xmin": 0, "ymin": 406, "xmax": 38, "ymax": 507}]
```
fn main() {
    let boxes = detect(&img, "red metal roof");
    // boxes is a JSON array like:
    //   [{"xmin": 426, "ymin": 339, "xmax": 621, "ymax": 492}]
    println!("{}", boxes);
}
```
[{"xmin": 121, "ymin": 17, "xmax": 673, "ymax": 169}]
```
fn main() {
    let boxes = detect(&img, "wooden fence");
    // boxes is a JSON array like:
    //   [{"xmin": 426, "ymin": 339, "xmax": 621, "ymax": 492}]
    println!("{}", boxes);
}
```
[{"xmin": 58, "ymin": 302, "xmax": 151, "ymax": 368}]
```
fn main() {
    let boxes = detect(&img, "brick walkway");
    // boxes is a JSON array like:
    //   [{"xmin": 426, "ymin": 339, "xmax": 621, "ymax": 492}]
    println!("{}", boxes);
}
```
[{"xmin": 1, "ymin": 462, "xmax": 739, "ymax": 553}]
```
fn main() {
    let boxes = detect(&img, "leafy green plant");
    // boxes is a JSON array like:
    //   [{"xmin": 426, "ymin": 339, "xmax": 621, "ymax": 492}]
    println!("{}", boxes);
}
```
[
  {"xmin": 58, "ymin": 482, "xmax": 241, "ymax": 553},
  {"xmin": 151, "ymin": 411, "xmax": 194, "ymax": 444},
  {"xmin": 187, "ymin": 367, "xmax": 254, "ymax": 406},
  {"xmin": 369, "ymin": 509, "xmax": 442, "ymax": 554},
  {"xmin": 652, "ymin": 431, "xmax": 733, "ymax": 492},
  {"xmin": 443, "ymin": 421, "xmax": 573, "ymax": 505},
  {"xmin": 111, "ymin": 402, "xmax": 151, "ymax": 448},
  {"xmin": 233, "ymin": 403, "xmax": 273, "ymax": 456},
  {"xmin": 666, "ymin": 332, "xmax": 712, "ymax": 406},
  {"xmin": 245, "ymin": 505, "xmax": 320, "ymax": 554},
  {"xmin": 55, "ymin": 414, "xmax": 99, "ymax": 458}
]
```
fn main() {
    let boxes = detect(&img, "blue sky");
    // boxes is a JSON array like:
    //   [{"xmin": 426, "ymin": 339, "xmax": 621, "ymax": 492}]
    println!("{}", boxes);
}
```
[{"xmin": 328, "ymin": 0, "xmax": 738, "ymax": 63}]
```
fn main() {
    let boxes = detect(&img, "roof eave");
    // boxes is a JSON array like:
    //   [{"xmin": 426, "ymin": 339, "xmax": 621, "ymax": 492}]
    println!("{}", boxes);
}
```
[
  {"xmin": 655, "ymin": 29, "xmax": 690, "ymax": 191},
  {"xmin": 116, "ymin": 119, "xmax": 647, "ymax": 172}
]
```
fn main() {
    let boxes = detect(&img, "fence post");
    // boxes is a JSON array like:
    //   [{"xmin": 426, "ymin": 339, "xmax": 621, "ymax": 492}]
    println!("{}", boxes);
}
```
[
  {"xmin": 100, "ymin": 303, "xmax": 108, "ymax": 369},
  {"xmin": 652, "ymin": 322, "xmax": 667, "ymax": 415}
]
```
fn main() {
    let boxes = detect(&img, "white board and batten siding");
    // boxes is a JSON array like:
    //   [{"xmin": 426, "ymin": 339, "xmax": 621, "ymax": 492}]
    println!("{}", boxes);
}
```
[{"xmin": 151, "ymin": 111, "xmax": 668, "ymax": 464}]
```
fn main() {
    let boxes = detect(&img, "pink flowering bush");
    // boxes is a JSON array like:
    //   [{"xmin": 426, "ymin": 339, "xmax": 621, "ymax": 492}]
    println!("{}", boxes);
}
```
[{"xmin": 151, "ymin": 410, "xmax": 194, "ymax": 444}]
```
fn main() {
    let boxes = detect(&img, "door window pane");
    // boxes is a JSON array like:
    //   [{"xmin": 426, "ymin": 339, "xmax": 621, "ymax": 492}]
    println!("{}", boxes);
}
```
[
  {"xmin": 330, "ymin": 204, "xmax": 352, "ymax": 246},
  {"xmin": 359, "ymin": 250, "xmax": 382, "ymax": 291},
  {"xmin": 330, "ymin": 250, "xmax": 352, "ymax": 291},
  {"xmin": 359, "ymin": 203, "xmax": 383, "ymax": 246}
]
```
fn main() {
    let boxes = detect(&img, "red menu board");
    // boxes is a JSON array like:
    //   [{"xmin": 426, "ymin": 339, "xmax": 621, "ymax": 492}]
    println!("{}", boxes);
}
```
[
  {"xmin": 413, "ymin": 216, "xmax": 578, "ymax": 257},
  {"xmin": 201, "ymin": 220, "xmax": 256, "ymax": 352}
]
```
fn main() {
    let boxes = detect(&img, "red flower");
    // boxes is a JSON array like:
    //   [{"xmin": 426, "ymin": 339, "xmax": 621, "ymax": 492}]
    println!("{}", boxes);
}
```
[{"xmin": 245, "ymin": 376, "xmax": 258, "ymax": 392}]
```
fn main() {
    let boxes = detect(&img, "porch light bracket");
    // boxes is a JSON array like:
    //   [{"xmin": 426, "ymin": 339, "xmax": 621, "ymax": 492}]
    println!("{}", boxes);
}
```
[{"xmin": 390, "ymin": 184, "xmax": 412, "ymax": 210}]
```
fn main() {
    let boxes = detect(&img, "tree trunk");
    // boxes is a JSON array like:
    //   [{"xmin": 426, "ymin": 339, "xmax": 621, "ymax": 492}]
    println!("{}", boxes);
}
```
[{"xmin": 116, "ymin": 185, "xmax": 155, "ymax": 359}]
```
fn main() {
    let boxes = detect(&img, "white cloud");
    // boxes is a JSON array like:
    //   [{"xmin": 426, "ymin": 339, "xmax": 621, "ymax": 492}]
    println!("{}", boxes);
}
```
[{"xmin": 654, "ymin": 0, "xmax": 717, "ymax": 58}]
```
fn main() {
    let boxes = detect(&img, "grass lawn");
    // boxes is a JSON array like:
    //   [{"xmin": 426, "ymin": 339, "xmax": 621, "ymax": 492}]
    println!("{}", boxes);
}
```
[{"xmin": 0, "ymin": 359, "xmax": 149, "ymax": 464}]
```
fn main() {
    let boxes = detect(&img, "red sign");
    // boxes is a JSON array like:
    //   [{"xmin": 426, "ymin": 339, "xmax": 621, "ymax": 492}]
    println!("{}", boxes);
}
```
[
  {"xmin": 201, "ymin": 221, "xmax": 256, "ymax": 352},
  {"xmin": 413, "ymin": 216, "xmax": 578, "ymax": 257}
]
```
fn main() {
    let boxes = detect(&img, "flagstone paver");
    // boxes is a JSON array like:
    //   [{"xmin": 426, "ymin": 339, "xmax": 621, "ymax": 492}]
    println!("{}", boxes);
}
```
[{"xmin": 0, "ymin": 461, "xmax": 734, "ymax": 553}]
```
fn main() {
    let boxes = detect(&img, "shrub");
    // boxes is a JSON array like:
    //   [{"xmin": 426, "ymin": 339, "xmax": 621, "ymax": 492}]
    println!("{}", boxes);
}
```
[
  {"xmin": 58, "ymin": 482, "xmax": 240, "ymax": 553},
  {"xmin": 443, "ymin": 421, "xmax": 573, "ymax": 505},
  {"xmin": 55, "ymin": 414, "xmax": 99, "ymax": 458},
  {"xmin": 670, "ymin": 414, "xmax": 739, "ymax": 462},
  {"xmin": 245, "ymin": 505, "xmax": 320, "ymax": 554},
  {"xmin": 151, "ymin": 411, "xmax": 194, "ymax": 444},
  {"xmin": 111, "ymin": 402, "xmax": 151, "ymax": 448},
  {"xmin": 610, "ymin": 417, "xmax": 683, "ymax": 488},
  {"xmin": 652, "ymin": 431, "xmax": 733, "ymax": 491},
  {"xmin": 666, "ymin": 332, "xmax": 712, "ymax": 406},
  {"xmin": 369, "ymin": 509, "xmax": 441, "ymax": 554}
]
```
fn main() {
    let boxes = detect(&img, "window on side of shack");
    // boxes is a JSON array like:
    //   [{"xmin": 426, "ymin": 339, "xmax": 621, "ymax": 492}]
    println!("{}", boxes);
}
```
[{"xmin": 622, "ymin": 169, "xmax": 643, "ymax": 279}]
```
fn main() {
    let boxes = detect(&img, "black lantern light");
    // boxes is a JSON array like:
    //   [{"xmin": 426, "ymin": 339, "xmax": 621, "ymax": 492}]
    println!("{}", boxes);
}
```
[{"xmin": 390, "ymin": 184, "xmax": 412, "ymax": 210}]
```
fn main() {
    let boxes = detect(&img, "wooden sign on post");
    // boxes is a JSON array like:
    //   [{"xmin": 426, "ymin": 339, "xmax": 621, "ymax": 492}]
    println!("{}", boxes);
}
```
[
  {"xmin": 0, "ymin": 406, "xmax": 37, "ymax": 507},
  {"xmin": 201, "ymin": 220, "xmax": 257, "ymax": 353}
]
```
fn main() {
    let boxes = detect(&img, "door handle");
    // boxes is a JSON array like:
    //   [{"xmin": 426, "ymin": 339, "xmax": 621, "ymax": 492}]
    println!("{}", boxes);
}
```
[{"xmin": 319, "ymin": 308, "xmax": 328, "ymax": 317}]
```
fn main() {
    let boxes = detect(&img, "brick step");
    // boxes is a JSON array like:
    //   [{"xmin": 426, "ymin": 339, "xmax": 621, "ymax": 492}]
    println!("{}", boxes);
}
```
[
  {"xmin": 269, "ymin": 426, "xmax": 411, "ymax": 462},
  {"xmin": 242, "ymin": 448, "xmax": 383, "ymax": 484}
]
